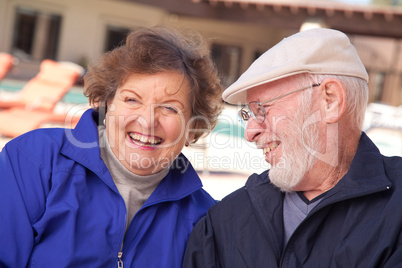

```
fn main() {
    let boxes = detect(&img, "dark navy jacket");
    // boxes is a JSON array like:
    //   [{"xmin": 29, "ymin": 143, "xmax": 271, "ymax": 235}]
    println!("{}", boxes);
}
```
[
  {"xmin": 183, "ymin": 133, "xmax": 402, "ymax": 268},
  {"xmin": 0, "ymin": 109, "xmax": 216, "ymax": 267}
]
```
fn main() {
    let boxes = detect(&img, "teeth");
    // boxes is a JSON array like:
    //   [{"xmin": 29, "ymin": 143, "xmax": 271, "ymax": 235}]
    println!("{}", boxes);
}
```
[
  {"xmin": 263, "ymin": 141, "xmax": 280, "ymax": 155},
  {"xmin": 129, "ymin": 133, "xmax": 162, "ymax": 145}
]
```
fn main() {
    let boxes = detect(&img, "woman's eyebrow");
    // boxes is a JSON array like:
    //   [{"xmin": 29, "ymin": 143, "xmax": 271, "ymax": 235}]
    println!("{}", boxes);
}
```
[
  {"xmin": 120, "ymin": 89, "xmax": 142, "ymax": 98},
  {"xmin": 120, "ymin": 88, "xmax": 186, "ymax": 108},
  {"xmin": 160, "ymin": 98, "xmax": 185, "ymax": 109}
]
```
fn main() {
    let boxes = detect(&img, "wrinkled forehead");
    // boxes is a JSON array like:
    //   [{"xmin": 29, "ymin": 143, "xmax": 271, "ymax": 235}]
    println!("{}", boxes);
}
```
[{"xmin": 245, "ymin": 76, "xmax": 298, "ymax": 103}]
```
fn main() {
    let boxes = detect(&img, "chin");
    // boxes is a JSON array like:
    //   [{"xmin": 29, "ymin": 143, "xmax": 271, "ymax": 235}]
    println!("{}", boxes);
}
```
[{"xmin": 269, "ymin": 164, "xmax": 304, "ymax": 193}]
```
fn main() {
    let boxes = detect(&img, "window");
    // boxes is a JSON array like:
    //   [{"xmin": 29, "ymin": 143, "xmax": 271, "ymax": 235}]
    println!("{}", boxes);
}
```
[
  {"xmin": 371, "ymin": 71, "xmax": 385, "ymax": 103},
  {"xmin": 12, "ymin": 7, "xmax": 62, "ymax": 60},
  {"xmin": 104, "ymin": 26, "xmax": 130, "ymax": 52},
  {"xmin": 12, "ymin": 8, "xmax": 36, "ymax": 56},
  {"xmin": 211, "ymin": 43, "xmax": 242, "ymax": 88}
]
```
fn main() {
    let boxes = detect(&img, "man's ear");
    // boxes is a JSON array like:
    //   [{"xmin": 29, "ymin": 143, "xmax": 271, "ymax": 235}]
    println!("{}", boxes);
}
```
[{"xmin": 321, "ymin": 78, "xmax": 347, "ymax": 124}]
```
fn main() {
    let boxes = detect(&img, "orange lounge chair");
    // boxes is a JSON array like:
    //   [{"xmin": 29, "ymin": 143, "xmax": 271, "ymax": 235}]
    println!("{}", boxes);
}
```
[
  {"xmin": 0, "ymin": 59, "xmax": 84, "ymax": 138},
  {"xmin": 0, "ymin": 59, "xmax": 82, "ymax": 111},
  {"xmin": 0, "ymin": 107, "xmax": 82, "ymax": 138},
  {"xmin": 0, "ymin": 53, "xmax": 14, "ymax": 80}
]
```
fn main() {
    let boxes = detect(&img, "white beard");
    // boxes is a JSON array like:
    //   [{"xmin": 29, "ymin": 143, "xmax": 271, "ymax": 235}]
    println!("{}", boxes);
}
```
[{"xmin": 268, "ymin": 104, "xmax": 321, "ymax": 192}]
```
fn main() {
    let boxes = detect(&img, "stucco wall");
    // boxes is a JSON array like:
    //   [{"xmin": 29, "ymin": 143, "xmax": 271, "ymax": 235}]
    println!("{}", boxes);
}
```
[{"xmin": 0, "ymin": 0, "xmax": 281, "ymax": 73}]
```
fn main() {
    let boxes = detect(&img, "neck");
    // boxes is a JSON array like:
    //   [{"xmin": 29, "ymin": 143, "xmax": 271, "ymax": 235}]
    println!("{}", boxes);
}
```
[{"xmin": 300, "ymin": 125, "xmax": 361, "ymax": 200}]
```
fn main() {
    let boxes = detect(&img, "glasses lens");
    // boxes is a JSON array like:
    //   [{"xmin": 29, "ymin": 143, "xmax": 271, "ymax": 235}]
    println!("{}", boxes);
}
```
[
  {"xmin": 248, "ymin": 102, "xmax": 265, "ymax": 123},
  {"xmin": 238, "ymin": 108, "xmax": 250, "ymax": 123}
]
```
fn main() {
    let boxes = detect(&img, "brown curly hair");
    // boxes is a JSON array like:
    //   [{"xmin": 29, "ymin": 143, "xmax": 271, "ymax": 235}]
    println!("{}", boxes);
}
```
[{"xmin": 84, "ymin": 25, "xmax": 223, "ymax": 143}]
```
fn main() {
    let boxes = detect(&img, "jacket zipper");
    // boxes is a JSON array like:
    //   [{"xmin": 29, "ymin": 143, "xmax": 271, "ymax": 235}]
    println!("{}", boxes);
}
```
[
  {"xmin": 117, "ymin": 251, "xmax": 124, "ymax": 268},
  {"xmin": 117, "ymin": 194, "xmax": 127, "ymax": 268},
  {"xmin": 79, "ymin": 165, "xmax": 201, "ymax": 268}
]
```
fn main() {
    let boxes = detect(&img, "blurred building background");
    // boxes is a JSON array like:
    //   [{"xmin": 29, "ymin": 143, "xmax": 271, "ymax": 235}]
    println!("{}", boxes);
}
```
[
  {"xmin": 1, "ymin": 0, "xmax": 402, "ymax": 105},
  {"xmin": 1, "ymin": 0, "xmax": 402, "ymax": 198}
]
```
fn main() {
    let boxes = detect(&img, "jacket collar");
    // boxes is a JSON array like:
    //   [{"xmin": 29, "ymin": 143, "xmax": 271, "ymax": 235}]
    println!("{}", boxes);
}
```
[
  {"xmin": 244, "ymin": 132, "xmax": 391, "ymax": 257},
  {"xmin": 144, "ymin": 153, "xmax": 203, "ymax": 206},
  {"xmin": 247, "ymin": 132, "xmax": 391, "ymax": 204},
  {"xmin": 319, "ymin": 132, "xmax": 391, "ymax": 205},
  {"xmin": 61, "ymin": 109, "xmax": 106, "ymax": 172},
  {"xmin": 61, "ymin": 109, "xmax": 203, "ymax": 201}
]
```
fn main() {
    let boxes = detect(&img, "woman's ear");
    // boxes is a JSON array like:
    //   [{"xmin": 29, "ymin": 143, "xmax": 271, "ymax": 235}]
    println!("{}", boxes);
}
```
[
  {"xmin": 321, "ymin": 79, "xmax": 347, "ymax": 124},
  {"xmin": 186, "ymin": 131, "xmax": 196, "ymax": 147},
  {"xmin": 185, "ymin": 121, "xmax": 196, "ymax": 147}
]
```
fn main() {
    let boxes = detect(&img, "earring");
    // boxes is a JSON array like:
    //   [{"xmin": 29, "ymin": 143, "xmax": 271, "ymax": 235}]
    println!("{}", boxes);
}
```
[{"xmin": 103, "ymin": 118, "xmax": 106, "ymax": 125}]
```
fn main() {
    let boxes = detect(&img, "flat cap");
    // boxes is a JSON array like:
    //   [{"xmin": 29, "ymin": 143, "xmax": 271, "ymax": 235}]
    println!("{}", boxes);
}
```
[{"xmin": 222, "ymin": 28, "xmax": 368, "ymax": 104}]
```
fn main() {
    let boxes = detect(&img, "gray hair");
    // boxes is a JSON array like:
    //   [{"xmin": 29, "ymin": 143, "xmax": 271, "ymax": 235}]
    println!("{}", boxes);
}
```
[{"xmin": 291, "ymin": 74, "xmax": 368, "ymax": 129}]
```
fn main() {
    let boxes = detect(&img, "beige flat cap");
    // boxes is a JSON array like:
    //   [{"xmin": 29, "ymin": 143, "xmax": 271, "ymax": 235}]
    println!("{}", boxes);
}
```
[{"xmin": 222, "ymin": 28, "xmax": 368, "ymax": 104}]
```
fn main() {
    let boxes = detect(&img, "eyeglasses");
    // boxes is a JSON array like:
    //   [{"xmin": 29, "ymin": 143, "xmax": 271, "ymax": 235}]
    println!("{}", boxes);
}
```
[{"xmin": 238, "ymin": 83, "xmax": 321, "ymax": 127}]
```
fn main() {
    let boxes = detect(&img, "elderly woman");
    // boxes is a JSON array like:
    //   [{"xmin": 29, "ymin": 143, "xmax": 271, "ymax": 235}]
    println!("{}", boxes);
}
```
[{"xmin": 0, "ymin": 26, "xmax": 223, "ymax": 267}]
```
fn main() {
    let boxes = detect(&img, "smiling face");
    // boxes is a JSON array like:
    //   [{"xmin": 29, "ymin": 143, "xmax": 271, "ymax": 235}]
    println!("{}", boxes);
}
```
[
  {"xmin": 104, "ymin": 71, "xmax": 193, "ymax": 175},
  {"xmin": 244, "ymin": 78, "xmax": 324, "ymax": 192}
]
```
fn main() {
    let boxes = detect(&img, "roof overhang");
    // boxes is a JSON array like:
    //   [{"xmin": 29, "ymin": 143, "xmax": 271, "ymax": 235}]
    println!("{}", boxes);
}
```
[{"xmin": 126, "ymin": 0, "xmax": 402, "ymax": 38}]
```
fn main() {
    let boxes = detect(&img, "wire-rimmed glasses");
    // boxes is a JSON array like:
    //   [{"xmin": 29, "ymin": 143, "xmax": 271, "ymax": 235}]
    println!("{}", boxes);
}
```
[{"xmin": 238, "ymin": 83, "xmax": 321, "ymax": 127}]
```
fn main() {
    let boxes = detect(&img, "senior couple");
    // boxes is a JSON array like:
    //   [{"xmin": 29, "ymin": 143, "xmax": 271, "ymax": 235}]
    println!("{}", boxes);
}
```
[{"xmin": 1, "ymin": 25, "xmax": 401, "ymax": 267}]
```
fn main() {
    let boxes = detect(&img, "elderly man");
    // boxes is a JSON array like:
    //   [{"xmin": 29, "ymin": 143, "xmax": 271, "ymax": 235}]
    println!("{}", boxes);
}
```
[{"xmin": 183, "ymin": 28, "xmax": 402, "ymax": 267}]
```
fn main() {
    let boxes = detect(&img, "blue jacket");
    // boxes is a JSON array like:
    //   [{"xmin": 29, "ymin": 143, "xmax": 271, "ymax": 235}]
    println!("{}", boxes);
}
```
[
  {"xmin": 0, "ymin": 109, "xmax": 216, "ymax": 268},
  {"xmin": 183, "ymin": 133, "xmax": 402, "ymax": 267}
]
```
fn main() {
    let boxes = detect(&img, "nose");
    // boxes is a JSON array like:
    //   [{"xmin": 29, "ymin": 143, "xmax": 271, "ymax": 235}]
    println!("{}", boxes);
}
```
[
  {"xmin": 244, "ymin": 117, "xmax": 266, "ymax": 142},
  {"xmin": 136, "ymin": 105, "xmax": 160, "ymax": 130}
]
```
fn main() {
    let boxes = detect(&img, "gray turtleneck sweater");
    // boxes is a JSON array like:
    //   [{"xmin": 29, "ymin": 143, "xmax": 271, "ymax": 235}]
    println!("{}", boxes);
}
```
[{"xmin": 98, "ymin": 126, "xmax": 169, "ymax": 231}]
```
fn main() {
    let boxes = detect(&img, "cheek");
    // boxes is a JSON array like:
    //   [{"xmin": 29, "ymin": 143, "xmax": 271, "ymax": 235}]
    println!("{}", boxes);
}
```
[
  {"xmin": 266, "ymin": 112, "xmax": 290, "ymax": 134},
  {"xmin": 162, "ymin": 117, "xmax": 187, "ymax": 140},
  {"xmin": 105, "ymin": 110, "xmax": 133, "ymax": 148},
  {"xmin": 108, "ymin": 107, "xmax": 139, "ymax": 128}
]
